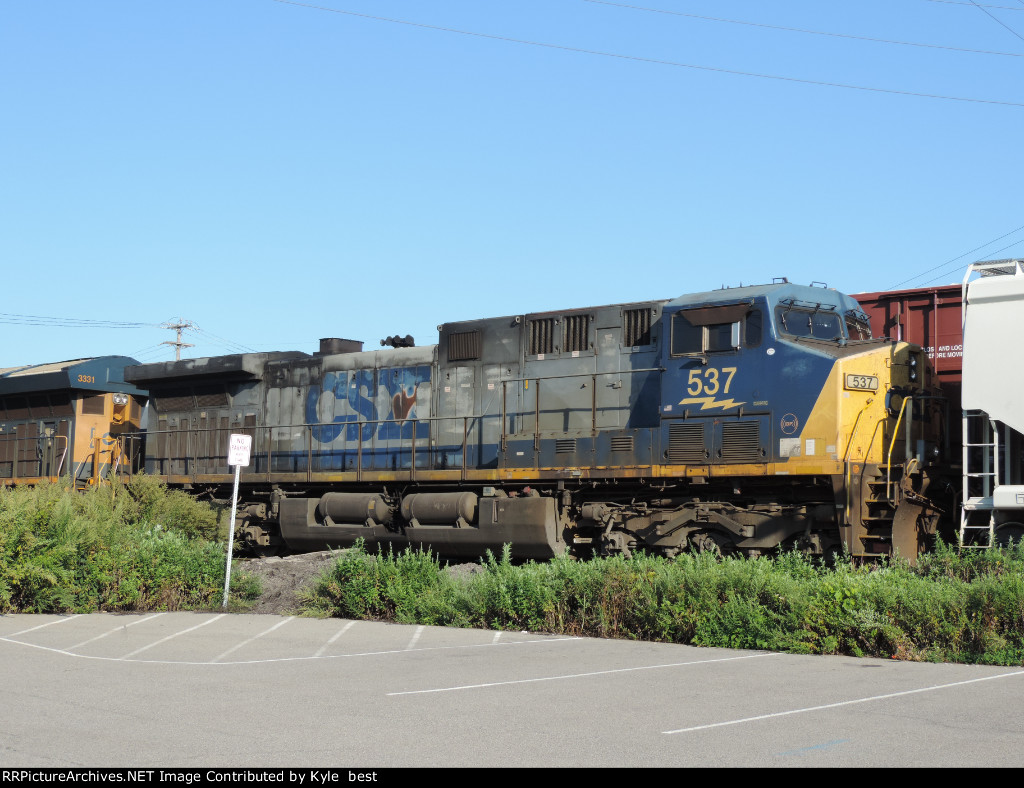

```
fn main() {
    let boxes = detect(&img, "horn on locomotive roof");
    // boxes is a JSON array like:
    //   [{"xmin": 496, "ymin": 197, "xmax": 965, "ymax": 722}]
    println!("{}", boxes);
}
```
[{"xmin": 380, "ymin": 335, "xmax": 415, "ymax": 348}]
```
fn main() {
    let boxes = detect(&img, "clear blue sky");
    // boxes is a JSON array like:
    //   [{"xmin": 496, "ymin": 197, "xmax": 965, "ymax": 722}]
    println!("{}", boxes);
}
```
[{"xmin": 2, "ymin": 0, "xmax": 1022, "ymax": 366}]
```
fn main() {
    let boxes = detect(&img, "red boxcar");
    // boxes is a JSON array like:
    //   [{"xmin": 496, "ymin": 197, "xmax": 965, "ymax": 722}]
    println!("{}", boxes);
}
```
[
  {"xmin": 851, "ymin": 284, "xmax": 963, "ymax": 455},
  {"xmin": 851, "ymin": 283, "xmax": 963, "ymax": 394}
]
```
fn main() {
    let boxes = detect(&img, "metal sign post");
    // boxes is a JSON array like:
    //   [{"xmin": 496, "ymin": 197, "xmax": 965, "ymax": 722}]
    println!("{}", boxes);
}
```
[{"xmin": 222, "ymin": 434, "xmax": 252, "ymax": 609}]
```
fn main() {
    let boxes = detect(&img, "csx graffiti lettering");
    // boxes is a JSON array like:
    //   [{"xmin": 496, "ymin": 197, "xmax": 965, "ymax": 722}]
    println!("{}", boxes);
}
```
[{"xmin": 305, "ymin": 366, "xmax": 431, "ymax": 444}]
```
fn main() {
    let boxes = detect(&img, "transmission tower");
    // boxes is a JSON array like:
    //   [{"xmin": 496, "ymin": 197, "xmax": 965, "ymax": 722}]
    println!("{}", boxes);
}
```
[{"xmin": 161, "ymin": 319, "xmax": 197, "ymax": 361}]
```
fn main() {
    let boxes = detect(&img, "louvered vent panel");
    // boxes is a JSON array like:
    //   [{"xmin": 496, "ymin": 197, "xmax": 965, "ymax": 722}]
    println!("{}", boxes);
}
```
[
  {"xmin": 564, "ymin": 315, "xmax": 590, "ymax": 352},
  {"xmin": 721, "ymin": 422, "xmax": 762, "ymax": 463},
  {"xmin": 80, "ymin": 395, "xmax": 105, "ymax": 415},
  {"xmin": 448, "ymin": 330, "xmax": 482, "ymax": 361},
  {"xmin": 153, "ymin": 388, "xmax": 194, "ymax": 412},
  {"xmin": 668, "ymin": 422, "xmax": 706, "ymax": 463},
  {"xmin": 610, "ymin": 436, "xmax": 634, "ymax": 452},
  {"xmin": 195, "ymin": 386, "xmax": 229, "ymax": 408},
  {"xmin": 529, "ymin": 318, "xmax": 556, "ymax": 355},
  {"xmin": 555, "ymin": 439, "xmax": 576, "ymax": 454},
  {"xmin": 624, "ymin": 308, "xmax": 653, "ymax": 347}
]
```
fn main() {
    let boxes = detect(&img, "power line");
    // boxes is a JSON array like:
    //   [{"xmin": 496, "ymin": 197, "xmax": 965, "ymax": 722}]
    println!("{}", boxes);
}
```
[
  {"xmin": 967, "ymin": 0, "xmax": 1024, "ymax": 42},
  {"xmin": 269, "ymin": 0, "xmax": 1024, "ymax": 108},
  {"xmin": 0, "ymin": 313, "xmax": 155, "ymax": 328},
  {"xmin": 888, "ymin": 222, "xmax": 1024, "ymax": 288},
  {"xmin": 923, "ymin": 0, "xmax": 1024, "ymax": 9},
  {"xmin": 185, "ymin": 326, "xmax": 257, "ymax": 355},
  {"xmin": 915, "ymin": 237, "xmax": 1024, "ymax": 286},
  {"xmin": 581, "ymin": 0, "xmax": 1024, "ymax": 58}
]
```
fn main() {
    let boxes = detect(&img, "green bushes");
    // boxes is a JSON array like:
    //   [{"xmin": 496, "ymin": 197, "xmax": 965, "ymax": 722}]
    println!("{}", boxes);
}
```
[
  {"xmin": 0, "ymin": 477, "xmax": 258, "ymax": 614},
  {"xmin": 301, "ymin": 541, "xmax": 1024, "ymax": 666}
]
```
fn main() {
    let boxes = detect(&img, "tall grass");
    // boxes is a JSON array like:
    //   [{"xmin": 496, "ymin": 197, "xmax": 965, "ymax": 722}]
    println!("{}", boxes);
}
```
[
  {"xmin": 0, "ymin": 476, "xmax": 260, "ymax": 613},
  {"xmin": 301, "ymin": 539, "xmax": 1024, "ymax": 666}
]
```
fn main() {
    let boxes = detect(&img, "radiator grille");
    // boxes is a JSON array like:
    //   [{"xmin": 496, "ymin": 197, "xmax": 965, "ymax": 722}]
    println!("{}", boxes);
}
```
[
  {"xmin": 668, "ymin": 422, "xmax": 706, "ymax": 464},
  {"xmin": 529, "ymin": 318, "xmax": 556, "ymax": 355},
  {"xmin": 563, "ymin": 314, "xmax": 590, "ymax": 352},
  {"xmin": 624, "ymin": 308, "xmax": 653, "ymax": 347},
  {"xmin": 555, "ymin": 439, "xmax": 576, "ymax": 454},
  {"xmin": 610, "ymin": 436, "xmax": 634, "ymax": 452},
  {"xmin": 448, "ymin": 330, "xmax": 481, "ymax": 361},
  {"xmin": 721, "ymin": 421, "xmax": 762, "ymax": 463}
]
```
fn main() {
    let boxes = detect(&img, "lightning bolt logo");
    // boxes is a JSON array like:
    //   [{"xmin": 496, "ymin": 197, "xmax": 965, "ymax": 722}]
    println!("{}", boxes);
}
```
[{"xmin": 678, "ymin": 397, "xmax": 746, "ymax": 411}]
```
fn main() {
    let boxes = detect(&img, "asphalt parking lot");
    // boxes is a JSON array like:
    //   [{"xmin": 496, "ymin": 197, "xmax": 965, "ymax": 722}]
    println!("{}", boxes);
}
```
[{"xmin": 2, "ymin": 612, "xmax": 1023, "ymax": 768}]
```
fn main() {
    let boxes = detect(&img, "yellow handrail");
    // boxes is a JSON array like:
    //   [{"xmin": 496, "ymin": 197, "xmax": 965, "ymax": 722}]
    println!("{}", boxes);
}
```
[
  {"xmin": 886, "ymin": 395, "xmax": 911, "ymax": 497},
  {"xmin": 843, "ymin": 397, "xmax": 875, "ymax": 524}
]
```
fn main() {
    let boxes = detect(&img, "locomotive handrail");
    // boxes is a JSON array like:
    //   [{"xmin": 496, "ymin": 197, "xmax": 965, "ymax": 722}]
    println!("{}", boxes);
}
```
[
  {"xmin": 479, "ymin": 367, "xmax": 665, "ymax": 385},
  {"xmin": 0, "ymin": 432, "xmax": 69, "ymax": 482},
  {"xmin": 887, "ymin": 395, "xmax": 912, "ymax": 497},
  {"xmin": 137, "ymin": 412, "xmax": 490, "ymax": 482},
  {"xmin": 843, "ymin": 397, "xmax": 875, "ymax": 524},
  {"xmin": 136, "ymin": 398, "xmax": 650, "ymax": 484},
  {"xmin": 54, "ymin": 435, "xmax": 68, "ymax": 479}
]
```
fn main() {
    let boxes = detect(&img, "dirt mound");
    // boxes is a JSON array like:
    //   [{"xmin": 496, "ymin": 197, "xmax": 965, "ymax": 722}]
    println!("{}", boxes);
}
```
[{"xmin": 235, "ymin": 550, "xmax": 338, "ymax": 615}]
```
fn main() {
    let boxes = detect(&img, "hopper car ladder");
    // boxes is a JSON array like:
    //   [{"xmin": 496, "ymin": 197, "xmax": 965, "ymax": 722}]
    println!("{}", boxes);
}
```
[{"xmin": 960, "ymin": 410, "xmax": 998, "ymax": 548}]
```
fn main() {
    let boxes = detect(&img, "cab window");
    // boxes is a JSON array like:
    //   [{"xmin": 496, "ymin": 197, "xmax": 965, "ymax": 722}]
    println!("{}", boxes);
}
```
[
  {"xmin": 776, "ymin": 307, "xmax": 843, "ymax": 340},
  {"xmin": 671, "ymin": 307, "xmax": 763, "ymax": 355}
]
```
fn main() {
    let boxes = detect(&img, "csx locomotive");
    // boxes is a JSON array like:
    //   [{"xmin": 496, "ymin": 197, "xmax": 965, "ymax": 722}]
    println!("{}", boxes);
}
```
[{"xmin": 0, "ymin": 280, "xmax": 949, "ymax": 561}]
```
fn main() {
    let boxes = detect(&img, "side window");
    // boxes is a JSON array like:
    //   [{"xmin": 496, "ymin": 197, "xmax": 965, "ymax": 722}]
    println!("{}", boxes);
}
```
[
  {"xmin": 671, "ymin": 315, "xmax": 740, "ymax": 355},
  {"xmin": 671, "ymin": 314, "xmax": 702, "ymax": 355},
  {"xmin": 706, "ymin": 322, "xmax": 738, "ymax": 351}
]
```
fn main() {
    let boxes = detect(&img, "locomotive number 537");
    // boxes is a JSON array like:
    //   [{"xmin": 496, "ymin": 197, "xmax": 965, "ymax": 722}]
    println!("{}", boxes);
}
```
[{"xmin": 686, "ymin": 367, "xmax": 738, "ymax": 396}]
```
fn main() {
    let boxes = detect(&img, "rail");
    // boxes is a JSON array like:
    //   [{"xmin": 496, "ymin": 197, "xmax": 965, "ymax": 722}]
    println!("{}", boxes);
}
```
[
  {"xmin": 843, "ymin": 397, "xmax": 876, "ymax": 524},
  {"xmin": 0, "ymin": 433, "xmax": 69, "ymax": 482},
  {"xmin": 886, "ymin": 395, "xmax": 912, "ymax": 498},
  {"xmin": 141, "ymin": 414, "xmax": 492, "ymax": 483}
]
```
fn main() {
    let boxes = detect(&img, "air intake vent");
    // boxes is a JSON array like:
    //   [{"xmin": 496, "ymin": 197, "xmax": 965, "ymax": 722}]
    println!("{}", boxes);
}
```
[
  {"xmin": 668, "ymin": 422, "xmax": 706, "ymax": 464},
  {"xmin": 448, "ymin": 330, "xmax": 481, "ymax": 362},
  {"xmin": 721, "ymin": 421, "xmax": 762, "ymax": 463},
  {"xmin": 563, "ymin": 314, "xmax": 590, "ymax": 352},
  {"xmin": 624, "ymin": 308, "xmax": 653, "ymax": 347},
  {"xmin": 555, "ymin": 439, "xmax": 576, "ymax": 454},
  {"xmin": 610, "ymin": 436, "xmax": 634, "ymax": 452},
  {"xmin": 529, "ymin": 318, "xmax": 556, "ymax": 355}
]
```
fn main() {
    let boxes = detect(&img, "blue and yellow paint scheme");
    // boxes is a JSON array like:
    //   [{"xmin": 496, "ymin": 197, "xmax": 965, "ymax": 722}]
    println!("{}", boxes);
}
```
[{"xmin": 124, "ymin": 281, "xmax": 947, "ymax": 560}]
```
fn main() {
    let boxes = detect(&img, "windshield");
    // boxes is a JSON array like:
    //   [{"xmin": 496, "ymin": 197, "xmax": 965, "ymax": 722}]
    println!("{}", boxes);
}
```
[{"xmin": 775, "ymin": 307, "xmax": 843, "ymax": 340}]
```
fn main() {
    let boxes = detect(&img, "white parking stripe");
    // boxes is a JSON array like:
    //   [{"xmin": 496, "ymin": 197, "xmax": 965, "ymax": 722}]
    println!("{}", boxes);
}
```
[
  {"xmin": 212, "ymin": 617, "xmax": 294, "ymax": 663},
  {"xmin": 119, "ymin": 614, "xmax": 225, "ymax": 659},
  {"xmin": 9, "ymin": 616, "xmax": 80, "ymax": 636},
  {"xmin": 406, "ymin": 625, "xmax": 425, "ymax": 650},
  {"xmin": 492, "ymin": 631, "xmax": 501, "ymax": 645},
  {"xmin": 1, "ymin": 629, "xmax": 577, "ymax": 665},
  {"xmin": 662, "ymin": 669, "xmax": 1024, "ymax": 734},
  {"xmin": 387, "ymin": 651, "xmax": 779, "ymax": 695},
  {"xmin": 314, "ymin": 620, "xmax": 356, "ymax": 657},
  {"xmin": 67, "ymin": 613, "xmax": 165, "ymax": 651}
]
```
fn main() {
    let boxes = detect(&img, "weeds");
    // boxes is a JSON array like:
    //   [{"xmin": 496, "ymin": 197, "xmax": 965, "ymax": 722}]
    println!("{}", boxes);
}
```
[
  {"xmin": 300, "ymin": 540, "xmax": 1024, "ymax": 666},
  {"xmin": 0, "ymin": 476, "xmax": 258, "ymax": 613}
]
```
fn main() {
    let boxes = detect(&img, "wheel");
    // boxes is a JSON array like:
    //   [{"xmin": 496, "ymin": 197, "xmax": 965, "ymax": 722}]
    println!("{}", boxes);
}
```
[{"xmin": 994, "ymin": 522, "xmax": 1024, "ymax": 548}]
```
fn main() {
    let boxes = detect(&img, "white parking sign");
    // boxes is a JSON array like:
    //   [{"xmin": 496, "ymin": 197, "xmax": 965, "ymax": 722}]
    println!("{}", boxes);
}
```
[{"xmin": 228, "ymin": 434, "xmax": 252, "ymax": 467}]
